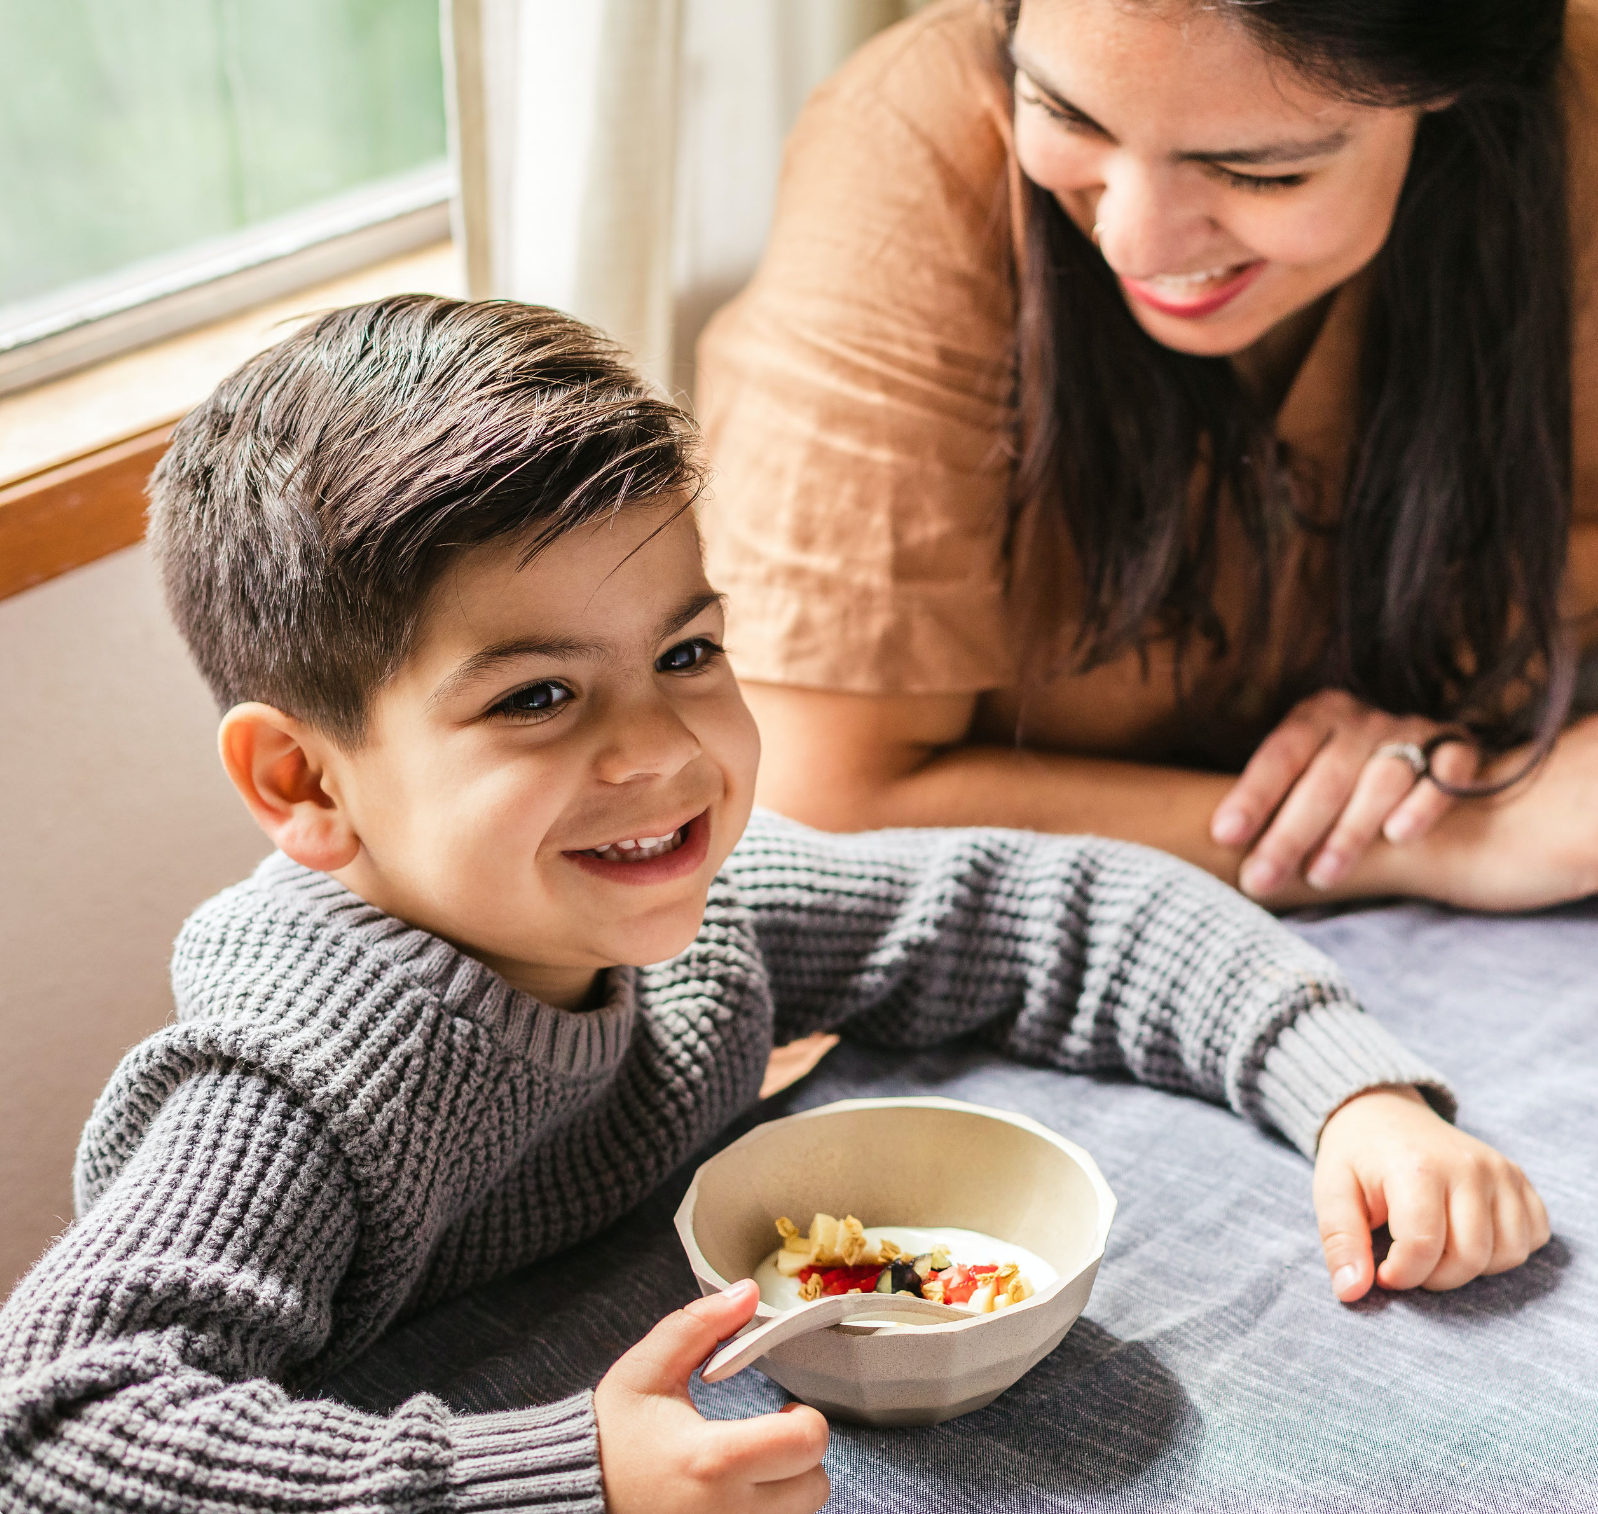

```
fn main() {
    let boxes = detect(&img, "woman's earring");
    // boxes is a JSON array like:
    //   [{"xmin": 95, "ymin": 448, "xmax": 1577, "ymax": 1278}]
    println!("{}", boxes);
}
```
[{"xmin": 1091, "ymin": 223, "xmax": 1103, "ymax": 247}]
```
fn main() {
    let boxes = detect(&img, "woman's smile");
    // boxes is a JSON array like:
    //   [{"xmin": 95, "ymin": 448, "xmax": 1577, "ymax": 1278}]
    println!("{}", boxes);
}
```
[
  {"xmin": 1011, "ymin": 0, "xmax": 1423, "ymax": 357},
  {"xmin": 1118, "ymin": 259, "xmax": 1265, "ymax": 319}
]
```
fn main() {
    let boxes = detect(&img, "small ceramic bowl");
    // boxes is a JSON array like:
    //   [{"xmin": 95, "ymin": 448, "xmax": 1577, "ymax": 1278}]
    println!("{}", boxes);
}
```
[{"xmin": 674, "ymin": 1095, "xmax": 1116, "ymax": 1426}]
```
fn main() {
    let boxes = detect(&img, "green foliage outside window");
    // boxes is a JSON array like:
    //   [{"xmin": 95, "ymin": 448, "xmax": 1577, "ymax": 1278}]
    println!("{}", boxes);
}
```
[{"xmin": 0, "ymin": 0, "xmax": 446, "ymax": 306}]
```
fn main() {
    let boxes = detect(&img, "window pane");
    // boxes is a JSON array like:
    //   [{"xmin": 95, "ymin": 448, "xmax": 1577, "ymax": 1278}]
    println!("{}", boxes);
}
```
[{"xmin": 0, "ymin": 0, "xmax": 446, "ymax": 306}]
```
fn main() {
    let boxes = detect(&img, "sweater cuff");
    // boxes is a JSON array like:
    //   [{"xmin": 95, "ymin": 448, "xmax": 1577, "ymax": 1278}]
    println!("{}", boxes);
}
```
[
  {"xmin": 449, "ymin": 1392, "xmax": 607, "ymax": 1512},
  {"xmin": 1256, "ymin": 1002, "xmax": 1458, "ymax": 1157}
]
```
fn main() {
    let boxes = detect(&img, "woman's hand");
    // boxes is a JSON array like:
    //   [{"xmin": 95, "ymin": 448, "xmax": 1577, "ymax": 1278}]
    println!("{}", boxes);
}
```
[
  {"xmin": 1402, "ymin": 711, "xmax": 1598, "ymax": 911},
  {"xmin": 1313, "ymin": 1087, "xmax": 1549, "ymax": 1302},
  {"xmin": 1210, "ymin": 690, "xmax": 1479, "ymax": 897},
  {"xmin": 595, "ymin": 1279, "xmax": 831, "ymax": 1514}
]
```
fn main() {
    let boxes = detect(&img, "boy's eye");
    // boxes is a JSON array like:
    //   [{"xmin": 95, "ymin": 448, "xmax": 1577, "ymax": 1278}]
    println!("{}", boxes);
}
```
[
  {"xmin": 492, "ymin": 681, "xmax": 574, "ymax": 720},
  {"xmin": 656, "ymin": 637, "xmax": 723, "ymax": 674}
]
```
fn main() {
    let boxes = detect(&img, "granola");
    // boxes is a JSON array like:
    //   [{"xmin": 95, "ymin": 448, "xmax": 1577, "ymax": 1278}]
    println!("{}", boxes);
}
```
[{"xmin": 767, "ymin": 1213, "xmax": 1038, "ymax": 1314}]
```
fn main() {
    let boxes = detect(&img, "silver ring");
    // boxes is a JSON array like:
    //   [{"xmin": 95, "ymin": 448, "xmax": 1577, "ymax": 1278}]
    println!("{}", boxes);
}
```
[{"xmin": 1372, "ymin": 740, "xmax": 1428, "ymax": 779}]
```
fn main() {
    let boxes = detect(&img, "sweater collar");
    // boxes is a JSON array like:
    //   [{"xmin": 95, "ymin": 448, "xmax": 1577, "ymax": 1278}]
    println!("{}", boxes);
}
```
[{"xmin": 203, "ymin": 851, "xmax": 638, "ymax": 1079}]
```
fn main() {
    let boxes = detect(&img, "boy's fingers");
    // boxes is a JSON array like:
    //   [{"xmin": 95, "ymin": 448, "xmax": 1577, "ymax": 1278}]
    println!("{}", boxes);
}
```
[
  {"xmin": 1484, "ymin": 1178, "xmax": 1532, "ymax": 1276},
  {"xmin": 611, "ymin": 1281, "xmax": 761, "ymax": 1394},
  {"xmin": 705, "ymin": 1404, "xmax": 829, "ymax": 1484},
  {"xmin": 1424, "ymin": 1183, "xmax": 1494, "ymax": 1291},
  {"xmin": 1375, "ymin": 1173, "xmax": 1448, "ymax": 1290},
  {"xmin": 1487, "ymin": 1167, "xmax": 1552, "ymax": 1275},
  {"xmin": 1523, "ymin": 1176, "xmax": 1552, "ymax": 1251},
  {"xmin": 682, "ymin": 1278, "xmax": 762, "ymax": 1335},
  {"xmin": 753, "ymin": 1465, "xmax": 832, "ymax": 1514},
  {"xmin": 1314, "ymin": 1162, "xmax": 1375, "ymax": 1301},
  {"xmin": 759, "ymin": 1033, "xmax": 839, "ymax": 1099}
]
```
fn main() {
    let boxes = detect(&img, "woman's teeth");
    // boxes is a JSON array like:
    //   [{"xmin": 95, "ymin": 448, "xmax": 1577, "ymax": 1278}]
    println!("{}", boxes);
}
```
[
  {"xmin": 1143, "ymin": 263, "xmax": 1246, "ymax": 289},
  {"xmin": 587, "ymin": 828, "xmax": 686, "ymax": 863}
]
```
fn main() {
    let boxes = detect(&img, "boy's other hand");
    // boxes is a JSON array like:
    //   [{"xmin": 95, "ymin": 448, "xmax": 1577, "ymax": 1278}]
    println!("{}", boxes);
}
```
[
  {"xmin": 594, "ymin": 1279, "xmax": 831, "ymax": 1514},
  {"xmin": 1312, "ymin": 1086, "xmax": 1550, "ymax": 1302}
]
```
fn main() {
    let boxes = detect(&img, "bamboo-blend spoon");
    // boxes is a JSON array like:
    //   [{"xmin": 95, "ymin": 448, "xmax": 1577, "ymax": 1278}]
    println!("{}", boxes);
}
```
[{"xmin": 700, "ymin": 1291, "xmax": 968, "ymax": 1383}]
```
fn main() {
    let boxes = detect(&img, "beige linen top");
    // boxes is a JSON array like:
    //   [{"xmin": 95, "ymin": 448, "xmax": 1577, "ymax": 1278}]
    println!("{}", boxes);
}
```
[{"xmin": 698, "ymin": 0, "xmax": 1598, "ymax": 765}]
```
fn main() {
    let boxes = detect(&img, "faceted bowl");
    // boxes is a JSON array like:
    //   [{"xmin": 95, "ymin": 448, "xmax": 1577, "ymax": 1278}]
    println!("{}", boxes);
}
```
[{"xmin": 675, "ymin": 1096, "xmax": 1116, "ymax": 1426}]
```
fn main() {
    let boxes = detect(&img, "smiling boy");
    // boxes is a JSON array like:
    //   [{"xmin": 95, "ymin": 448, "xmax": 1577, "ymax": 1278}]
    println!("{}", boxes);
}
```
[
  {"xmin": 233, "ymin": 510, "xmax": 757, "ymax": 1008},
  {"xmin": 0, "ymin": 297, "xmax": 1547, "ymax": 1514}
]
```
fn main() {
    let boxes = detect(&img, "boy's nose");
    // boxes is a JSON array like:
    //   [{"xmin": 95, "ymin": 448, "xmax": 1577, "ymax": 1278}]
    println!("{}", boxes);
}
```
[{"xmin": 592, "ymin": 693, "xmax": 702, "ymax": 785}]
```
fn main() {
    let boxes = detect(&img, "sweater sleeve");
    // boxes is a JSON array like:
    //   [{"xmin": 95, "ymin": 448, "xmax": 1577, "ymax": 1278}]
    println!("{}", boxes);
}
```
[
  {"xmin": 728, "ymin": 811, "xmax": 1454, "ymax": 1156},
  {"xmin": 0, "ymin": 1068, "xmax": 606, "ymax": 1514}
]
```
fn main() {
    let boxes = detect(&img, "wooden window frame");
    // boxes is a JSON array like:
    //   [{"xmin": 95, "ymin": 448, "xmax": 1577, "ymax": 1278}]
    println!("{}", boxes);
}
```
[
  {"xmin": 0, "ymin": 240, "xmax": 460, "ymax": 605},
  {"xmin": 0, "ymin": 428, "xmax": 174, "ymax": 601}
]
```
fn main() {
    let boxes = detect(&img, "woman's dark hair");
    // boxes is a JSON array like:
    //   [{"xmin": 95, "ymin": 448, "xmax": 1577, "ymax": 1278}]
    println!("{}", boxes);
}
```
[{"xmin": 1000, "ymin": 0, "xmax": 1574, "ymax": 762}]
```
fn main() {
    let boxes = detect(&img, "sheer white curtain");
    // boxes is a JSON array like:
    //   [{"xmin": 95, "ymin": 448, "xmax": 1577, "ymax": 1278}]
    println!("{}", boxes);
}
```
[{"xmin": 443, "ymin": 0, "xmax": 924, "ymax": 393}]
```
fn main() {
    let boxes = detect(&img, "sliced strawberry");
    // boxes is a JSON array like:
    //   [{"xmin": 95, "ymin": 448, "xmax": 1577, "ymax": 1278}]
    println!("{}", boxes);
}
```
[{"xmin": 796, "ymin": 1264, "xmax": 885, "ymax": 1296}]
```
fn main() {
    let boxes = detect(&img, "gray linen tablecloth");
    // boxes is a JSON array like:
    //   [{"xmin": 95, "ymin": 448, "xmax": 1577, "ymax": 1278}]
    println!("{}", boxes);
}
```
[{"xmin": 320, "ymin": 900, "xmax": 1598, "ymax": 1512}]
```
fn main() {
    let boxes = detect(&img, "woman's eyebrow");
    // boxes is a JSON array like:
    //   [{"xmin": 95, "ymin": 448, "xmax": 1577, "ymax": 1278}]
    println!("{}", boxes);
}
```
[
  {"xmin": 1180, "ymin": 130, "xmax": 1349, "ymax": 167},
  {"xmin": 1011, "ymin": 46, "xmax": 1109, "ymax": 132},
  {"xmin": 1011, "ymin": 45, "xmax": 1350, "ymax": 165}
]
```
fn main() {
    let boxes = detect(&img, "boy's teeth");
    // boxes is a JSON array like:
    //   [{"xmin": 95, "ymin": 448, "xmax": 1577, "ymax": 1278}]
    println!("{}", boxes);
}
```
[{"xmin": 588, "ymin": 827, "xmax": 687, "ymax": 862}]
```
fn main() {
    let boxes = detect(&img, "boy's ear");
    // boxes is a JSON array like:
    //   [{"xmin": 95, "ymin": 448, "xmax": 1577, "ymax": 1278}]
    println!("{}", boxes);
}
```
[{"xmin": 218, "ymin": 703, "xmax": 360, "ymax": 873}]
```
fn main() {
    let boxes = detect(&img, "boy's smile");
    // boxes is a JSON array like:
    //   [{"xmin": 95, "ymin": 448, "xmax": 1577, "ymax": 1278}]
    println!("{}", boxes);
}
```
[
  {"xmin": 282, "ymin": 501, "xmax": 760, "ymax": 1009},
  {"xmin": 568, "ymin": 808, "xmax": 711, "ymax": 882}
]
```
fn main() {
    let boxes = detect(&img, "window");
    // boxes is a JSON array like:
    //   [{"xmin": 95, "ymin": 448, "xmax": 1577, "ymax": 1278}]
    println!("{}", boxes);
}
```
[{"xmin": 0, "ymin": 0, "xmax": 449, "ymax": 394}]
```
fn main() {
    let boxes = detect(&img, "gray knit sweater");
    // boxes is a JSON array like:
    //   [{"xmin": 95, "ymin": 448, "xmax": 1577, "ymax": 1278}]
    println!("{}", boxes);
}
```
[{"xmin": 0, "ymin": 812, "xmax": 1450, "ymax": 1513}]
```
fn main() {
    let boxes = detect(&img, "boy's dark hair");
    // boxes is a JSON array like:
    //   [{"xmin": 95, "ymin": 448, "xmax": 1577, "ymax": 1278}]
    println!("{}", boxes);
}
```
[{"xmin": 148, "ymin": 294, "xmax": 704, "ymax": 744}]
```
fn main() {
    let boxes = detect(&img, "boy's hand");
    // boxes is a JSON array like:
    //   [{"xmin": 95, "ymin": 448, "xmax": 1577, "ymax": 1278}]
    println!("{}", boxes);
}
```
[
  {"xmin": 1313, "ymin": 1086, "xmax": 1550, "ymax": 1302},
  {"xmin": 594, "ymin": 1278, "xmax": 830, "ymax": 1514}
]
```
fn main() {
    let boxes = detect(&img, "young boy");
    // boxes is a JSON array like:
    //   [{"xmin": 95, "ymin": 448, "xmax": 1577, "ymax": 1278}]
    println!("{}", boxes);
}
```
[{"xmin": 0, "ymin": 297, "xmax": 1546, "ymax": 1514}]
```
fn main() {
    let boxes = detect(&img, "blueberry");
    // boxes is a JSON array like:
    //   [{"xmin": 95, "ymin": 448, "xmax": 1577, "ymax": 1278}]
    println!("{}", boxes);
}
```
[{"xmin": 888, "ymin": 1259, "xmax": 924, "ymax": 1297}]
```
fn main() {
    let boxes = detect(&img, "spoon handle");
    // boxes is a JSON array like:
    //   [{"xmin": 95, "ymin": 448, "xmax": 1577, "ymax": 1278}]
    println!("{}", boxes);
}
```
[{"xmin": 700, "ymin": 1291, "xmax": 962, "ymax": 1384}]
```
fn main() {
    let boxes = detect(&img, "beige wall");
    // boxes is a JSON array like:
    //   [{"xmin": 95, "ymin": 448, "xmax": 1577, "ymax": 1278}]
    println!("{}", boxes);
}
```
[{"xmin": 0, "ymin": 544, "xmax": 269, "ymax": 1297}]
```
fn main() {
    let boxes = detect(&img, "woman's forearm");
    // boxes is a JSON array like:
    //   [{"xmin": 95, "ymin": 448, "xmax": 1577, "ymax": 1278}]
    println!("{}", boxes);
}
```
[
  {"xmin": 757, "ymin": 732, "xmax": 1375, "ymax": 905},
  {"xmin": 772, "ymin": 738, "xmax": 1248, "ymax": 876},
  {"xmin": 746, "ymin": 682, "xmax": 1248, "ymax": 876},
  {"xmin": 744, "ymin": 682, "xmax": 1598, "ymax": 911}
]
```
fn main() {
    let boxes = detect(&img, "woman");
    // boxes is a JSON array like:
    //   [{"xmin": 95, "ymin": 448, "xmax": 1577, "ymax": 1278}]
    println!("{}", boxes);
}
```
[{"xmin": 696, "ymin": 0, "xmax": 1598, "ymax": 910}]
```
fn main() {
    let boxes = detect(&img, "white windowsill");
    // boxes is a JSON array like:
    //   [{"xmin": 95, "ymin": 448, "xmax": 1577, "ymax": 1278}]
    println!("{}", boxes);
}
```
[
  {"xmin": 0, "ymin": 165, "xmax": 454, "ymax": 397},
  {"xmin": 0, "ymin": 239, "xmax": 465, "ymax": 489}
]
